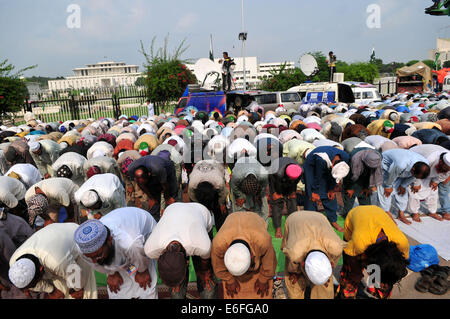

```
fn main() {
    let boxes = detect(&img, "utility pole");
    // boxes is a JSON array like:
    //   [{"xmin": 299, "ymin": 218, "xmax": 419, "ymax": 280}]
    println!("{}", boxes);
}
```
[{"xmin": 239, "ymin": 0, "xmax": 247, "ymax": 91}]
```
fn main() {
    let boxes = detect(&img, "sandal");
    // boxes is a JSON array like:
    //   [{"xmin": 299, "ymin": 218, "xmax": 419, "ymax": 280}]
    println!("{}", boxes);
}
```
[
  {"xmin": 429, "ymin": 266, "xmax": 450, "ymax": 295},
  {"xmin": 415, "ymin": 265, "xmax": 439, "ymax": 293}
]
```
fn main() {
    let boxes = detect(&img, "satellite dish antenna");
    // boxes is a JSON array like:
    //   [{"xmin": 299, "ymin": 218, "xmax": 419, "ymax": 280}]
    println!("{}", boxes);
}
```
[
  {"xmin": 193, "ymin": 58, "xmax": 222, "ymax": 89},
  {"xmin": 299, "ymin": 54, "xmax": 319, "ymax": 78}
]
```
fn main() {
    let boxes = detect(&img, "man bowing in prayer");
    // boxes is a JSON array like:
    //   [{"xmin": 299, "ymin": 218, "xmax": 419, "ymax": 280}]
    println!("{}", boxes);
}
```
[
  {"xmin": 377, "ymin": 149, "xmax": 430, "ymax": 225},
  {"xmin": 127, "ymin": 155, "xmax": 179, "ymax": 222},
  {"xmin": 28, "ymin": 140, "xmax": 62, "ymax": 179},
  {"xmin": 8, "ymin": 223, "xmax": 97, "ymax": 299},
  {"xmin": 144, "ymin": 202, "xmax": 217, "ymax": 299},
  {"xmin": 282, "ymin": 211, "xmax": 346, "ymax": 299},
  {"xmin": 302, "ymin": 146, "xmax": 351, "ymax": 232},
  {"xmin": 74, "ymin": 173, "xmax": 126, "ymax": 220},
  {"xmin": 74, "ymin": 207, "xmax": 158, "ymax": 299},
  {"xmin": 211, "ymin": 212, "xmax": 277, "ymax": 299}
]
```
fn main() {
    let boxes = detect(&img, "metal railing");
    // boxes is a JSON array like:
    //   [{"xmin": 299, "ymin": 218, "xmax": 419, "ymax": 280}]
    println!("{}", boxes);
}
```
[{"xmin": 375, "ymin": 80, "xmax": 397, "ymax": 96}]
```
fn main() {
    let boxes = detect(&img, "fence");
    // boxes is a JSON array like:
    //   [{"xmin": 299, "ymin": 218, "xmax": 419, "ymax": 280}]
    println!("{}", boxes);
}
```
[
  {"xmin": 374, "ymin": 78, "xmax": 397, "ymax": 96},
  {"xmin": 15, "ymin": 86, "xmax": 176, "ymax": 125}
]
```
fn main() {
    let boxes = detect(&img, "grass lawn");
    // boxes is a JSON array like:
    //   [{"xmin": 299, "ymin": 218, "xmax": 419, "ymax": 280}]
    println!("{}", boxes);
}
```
[{"xmin": 94, "ymin": 214, "xmax": 346, "ymax": 286}]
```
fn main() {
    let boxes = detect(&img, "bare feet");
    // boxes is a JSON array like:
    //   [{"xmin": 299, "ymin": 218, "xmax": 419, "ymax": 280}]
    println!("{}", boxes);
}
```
[
  {"xmin": 275, "ymin": 227, "xmax": 283, "ymax": 239},
  {"xmin": 331, "ymin": 222, "xmax": 344, "ymax": 233},
  {"xmin": 443, "ymin": 213, "xmax": 450, "ymax": 221},
  {"xmin": 412, "ymin": 213, "xmax": 422, "ymax": 223},
  {"xmin": 429, "ymin": 213, "xmax": 443, "ymax": 221},
  {"xmin": 398, "ymin": 212, "xmax": 412, "ymax": 225}
]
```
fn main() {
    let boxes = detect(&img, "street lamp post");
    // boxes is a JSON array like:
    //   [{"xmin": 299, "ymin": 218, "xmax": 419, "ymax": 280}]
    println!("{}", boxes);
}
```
[{"xmin": 239, "ymin": 0, "xmax": 247, "ymax": 91}]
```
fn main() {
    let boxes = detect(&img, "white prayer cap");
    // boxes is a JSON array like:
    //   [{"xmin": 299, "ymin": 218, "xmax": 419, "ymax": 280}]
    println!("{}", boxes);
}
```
[
  {"xmin": 93, "ymin": 150, "xmax": 106, "ymax": 158},
  {"xmin": 236, "ymin": 115, "xmax": 249, "ymax": 124},
  {"xmin": 224, "ymin": 243, "xmax": 251, "ymax": 277},
  {"xmin": 59, "ymin": 142, "xmax": 69, "ymax": 149},
  {"xmin": 81, "ymin": 190, "xmax": 99, "ymax": 208},
  {"xmin": 332, "ymin": 161, "xmax": 350, "ymax": 184},
  {"xmin": 28, "ymin": 141, "xmax": 41, "ymax": 152},
  {"xmin": 9, "ymin": 258, "xmax": 36, "ymax": 289},
  {"xmin": 304, "ymin": 251, "xmax": 332, "ymax": 286},
  {"xmin": 444, "ymin": 153, "xmax": 450, "ymax": 167}
]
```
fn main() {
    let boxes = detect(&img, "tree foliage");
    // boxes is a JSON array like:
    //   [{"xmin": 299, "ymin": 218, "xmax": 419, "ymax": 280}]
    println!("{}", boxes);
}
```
[
  {"xmin": 140, "ymin": 35, "xmax": 197, "ymax": 113},
  {"xmin": 422, "ymin": 60, "xmax": 435, "ymax": 69},
  {"xmin": 338, "ymin": 62, "xmax": 379, "ymax": 83},
  {"xmin": 0, "ymin": 59, "xmax": 37, "ymax": 121},
  {"xmin": 134, "ymin": 77, "xmax": 145, "ymax": 86},
  {"xmin": 443, "ymin": 60, "xmax": 450, "ymax": 68},
  {"xmin": 260, "ymin": 51, "xmax": 379, "ymax": 91},
  {"xmin": 406, "ymin": 60, "xmax": 420, "ymax": 67}
]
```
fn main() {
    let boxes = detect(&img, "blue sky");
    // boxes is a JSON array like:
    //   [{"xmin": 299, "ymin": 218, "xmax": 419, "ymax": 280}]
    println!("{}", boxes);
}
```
[{"xmin": 1, "ymin": 0, "xmax": 449, "ymax": 77}]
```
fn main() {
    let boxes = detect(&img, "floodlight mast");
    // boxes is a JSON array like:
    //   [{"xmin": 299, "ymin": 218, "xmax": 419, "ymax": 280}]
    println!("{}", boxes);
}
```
[{"xmin": 240, "ymin": 0, "xmax": 247, "ymax": 91}]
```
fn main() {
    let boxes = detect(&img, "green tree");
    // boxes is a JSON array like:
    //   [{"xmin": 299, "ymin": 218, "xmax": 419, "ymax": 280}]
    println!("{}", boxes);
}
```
[
  {"xmin": 140, "ymin": 35, "xmax": 197, "ymax": 114},
  {"xmin": 134, "ymin": 77, "xmax": 146, "ymax": 86},
  {"xmin": 0, "ymin": 59, "xmax": 37, "ymax": 123},
  {"xmin": 339, "ymin": 62, "xmax": 379, "ymax": 83},
  {"xmin": 260, "ymin": 62, "xmax": 307, "ymax": 91},
  {"xmin": 422, "ymin": 60, "xmax": 435, "ymax": 69},
  {"xmin": 406, "ymin": 60, "xmax": 420, "ymax": 66},
  {"xmin": 378, "ymin": 62, "xmax": 405, "ymax": 75},
  {"xmin": 443, "ymin": 60, "xmax": 450, "ymax": 68},
  {"xmin": 309, "ymin": 51, "xmax": 330, "ymax": 82}
]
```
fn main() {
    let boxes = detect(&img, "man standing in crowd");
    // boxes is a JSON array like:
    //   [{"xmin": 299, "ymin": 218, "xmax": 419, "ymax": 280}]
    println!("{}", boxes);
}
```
[
  {"xmin": 219, "ymin": 52, "xmax": 235, "ymax": 92},
  {"xmin": 327, "ymin": 51, "xmax": 337, "ymax": 82},
  {"xmin": 146, "ymin": 99, "xmax": 155, "ymax": 118}
]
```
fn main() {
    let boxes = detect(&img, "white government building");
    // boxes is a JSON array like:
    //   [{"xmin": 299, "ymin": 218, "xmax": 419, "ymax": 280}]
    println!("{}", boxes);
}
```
[
  {"xmin": 429, "ymin": 38, "xmax": 450, "ymax": 66},
  {"xmin": 48, "ymin": 61, "xmax": 142, "ymax": 91},
  {"xmin": 187, "ymin": 57, "xmax": 295, "ymax": 90}
]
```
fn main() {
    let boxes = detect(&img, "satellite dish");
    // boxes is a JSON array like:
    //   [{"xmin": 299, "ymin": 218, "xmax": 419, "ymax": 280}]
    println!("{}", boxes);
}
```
[
  {"xmin": 299, "ymin": 54, "xmax": 319, "ymax": 77},
  {"xmin": 194, "ymin": 59, "xmax": 221, "ymax": 81}
]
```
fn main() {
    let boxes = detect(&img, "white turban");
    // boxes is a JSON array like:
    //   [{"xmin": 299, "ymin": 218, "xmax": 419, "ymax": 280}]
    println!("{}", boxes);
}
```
[
  {"xmin": 444, "ymin": 153, "xmax": 450, "ymax": 167},
  {"xmin": 92, "ymin": 150, "xmax": 106, "ymax": 158},
  {"xmin": 9, "ymin": 258, "xmax": 36, "ymax": 289},
  {"xmin": 331, "ymin": 161, "xmax": 350, "ymax": 184},
  {"xmin": 224, "ymin": 243, "xmax": 251, "ymax": 277},
  {"xmin": 28, "ymin": 142, "xmax": 41, "ymax": 152},
  {"xmin": 305, "ymin": 251, "xmax": 332, "ymax": 286},
  {"xmin": 81, "ymin": 190, "xmax": 99, "ymax": 208}
]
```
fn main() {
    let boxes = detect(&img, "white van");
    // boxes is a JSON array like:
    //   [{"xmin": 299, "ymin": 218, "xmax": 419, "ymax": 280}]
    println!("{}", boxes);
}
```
[
  {"xmin": 443, "ymin": 75, "xmax": 450, "ymax": 92},
  {"xmin": 351, "ymin": 86, "xmax": 382, "ymax": 105},
  {"xmin": 287, "ymin": 82, "xmax": 355, "ymax": 104}
]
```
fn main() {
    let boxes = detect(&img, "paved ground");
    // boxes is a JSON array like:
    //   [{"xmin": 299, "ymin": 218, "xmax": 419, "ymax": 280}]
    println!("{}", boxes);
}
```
[
  {"xmin": 97, "ymin": 193, "xmax": 450, "ymax": 299},
  {"xmin": 390, "ymin": 235, "xmax": 450, "ymax": 299}
]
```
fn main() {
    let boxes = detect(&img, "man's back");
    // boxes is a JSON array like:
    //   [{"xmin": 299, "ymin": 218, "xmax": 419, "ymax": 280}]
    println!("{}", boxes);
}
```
[{"xmin": 144, "ymin": 203, "xmax": 212, "ymax": 259}]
